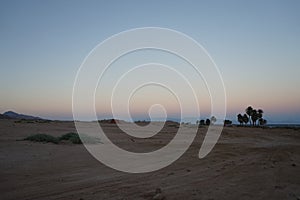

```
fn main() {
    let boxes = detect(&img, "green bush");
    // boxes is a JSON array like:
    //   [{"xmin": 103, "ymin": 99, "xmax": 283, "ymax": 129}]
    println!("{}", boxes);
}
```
[
  {"xmin": 59, "ymin": 132, "xmax": 82, "ymax": 144},
  {"xmin": 23, "ymin": 132, "xmax": 100, "ymax": 145},
  {"xmin": 59, "ymin": 132, "xmax": 77, "ymax": 140},
  {"xmin": 24, "ymin": 134, "xmax": 59, "ymax": 144}
]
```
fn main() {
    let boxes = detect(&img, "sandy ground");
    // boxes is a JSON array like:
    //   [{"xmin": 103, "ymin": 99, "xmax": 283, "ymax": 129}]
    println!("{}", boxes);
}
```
[{"xmin": 0, "ymin": 119, "xmax": 300, "ymax": 200}]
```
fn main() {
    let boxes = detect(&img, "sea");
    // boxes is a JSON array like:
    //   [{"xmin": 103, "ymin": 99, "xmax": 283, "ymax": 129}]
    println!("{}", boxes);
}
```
[{"xmin": 267, "ymin": 124, "xmax": 300, "ymax": 128}]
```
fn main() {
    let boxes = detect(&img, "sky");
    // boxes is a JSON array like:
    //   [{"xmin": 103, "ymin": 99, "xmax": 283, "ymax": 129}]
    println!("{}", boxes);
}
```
[{"xmin": 0, "ymin": 0, "xmax": 300, "ymax": 123}]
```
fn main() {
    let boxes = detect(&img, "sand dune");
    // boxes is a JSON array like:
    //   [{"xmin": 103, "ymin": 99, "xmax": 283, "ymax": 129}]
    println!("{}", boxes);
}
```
[{"xmin": 0, "ymin": 119, "xmax": 299, "ymax": 200}]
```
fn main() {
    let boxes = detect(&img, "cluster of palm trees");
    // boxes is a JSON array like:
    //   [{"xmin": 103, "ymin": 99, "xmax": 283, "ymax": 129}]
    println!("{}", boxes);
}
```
[{"xmin": 237, "ymin": 106, "xmax": 267, "ymax": 126}]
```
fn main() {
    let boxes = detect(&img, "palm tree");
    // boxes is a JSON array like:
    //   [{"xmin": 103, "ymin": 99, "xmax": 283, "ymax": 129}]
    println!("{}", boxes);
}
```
[
  {"xmin": 242, "ymin": 114, "xmax": 249, "ymax": 126},
  {"xmin": 257, "ymin": 109, "xmax": 264, "ymax": 126},
  {"xmin": 199, "ymin": 119, "xmax": 205, "ymax": 125},
  {"xmin": 237, "ymin": 114, "xmax": 243, "ymax": 126},
  {"xmin": 245, "ymin": 106, "xmax": 253, "ymax": 125},
  {"xmin": 205, "ymin": 118, "xmax": 211, "ymax": 126},
  {"xmin": 259, "ymin": 118, "xmax": 267, "ymax": 126},
  {"xmin": 257, "ymin": 109, "xmax": 263, "ymax": 119},
  {"xmin": 210, "ymin": 116, "xmax": 217, "ymax": 125},
  {"xmin": 251, "ymin": 109, "xmax": 259, "ymax": 126}
]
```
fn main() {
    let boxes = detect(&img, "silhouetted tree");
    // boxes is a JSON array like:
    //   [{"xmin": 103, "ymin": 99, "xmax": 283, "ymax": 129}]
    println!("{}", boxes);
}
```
[
  {"xmin": 257, "ymin": 109, "xmax": 263, "ymax": 119},
  {"xmin": 210, "ymin": 116, "xmax": 217, "ymax": 125},
  {"xmin": 257, "ymin": 109, "xmax": 264, "ymax": 126},
  {"xmin": 205, "ymin": 118, "xmax": 211, "ymax": 126},
  {"xmin": 245, "ymin": 106, "xmax": 253, "ymax": 125},
  {"xmin": 259, "ymin": 118, "xmax": 267, "ymax": 126},
  {"xmin": 237, "ymin": 114, "xmax": 243, "ymax": 126},
  {"xmin": 242, "ymin": 114, "xmax": 249, "ymax": 126},
  {"xmin": 251, "ymin": 109, "xmax": 259, "ymax": 126},
  {"xmin": 238, "ymin": 106, "xmax": 267, "ymax": 127},
  {"xmin": 199, "ymin": 119, "xmax": 205, "ymax": 125},
  {"xmin": 224, "ymin": 119, "xmax": 232, "ymax": 126}
]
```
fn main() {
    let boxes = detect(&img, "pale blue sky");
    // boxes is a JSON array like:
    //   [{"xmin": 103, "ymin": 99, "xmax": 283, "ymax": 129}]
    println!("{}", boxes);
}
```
[{"xmin": 0, "ymin": 0, "xmax": 299, "ymax": 123}]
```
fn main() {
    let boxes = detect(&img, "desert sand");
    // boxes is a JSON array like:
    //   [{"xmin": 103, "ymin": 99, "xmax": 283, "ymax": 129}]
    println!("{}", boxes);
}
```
[{"xmin": 1, "ymin": 119, "xmax": 300, "ymax": 200}]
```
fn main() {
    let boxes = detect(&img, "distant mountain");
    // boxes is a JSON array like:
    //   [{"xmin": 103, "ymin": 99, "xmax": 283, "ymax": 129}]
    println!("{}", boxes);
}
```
[
  {"xmin": 0, "ymin": 114, "xmax": 11, "ymax": 119},
  {"xmin": 2, "ymin": 111, "xmax": 43, "ymax": 120}
]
